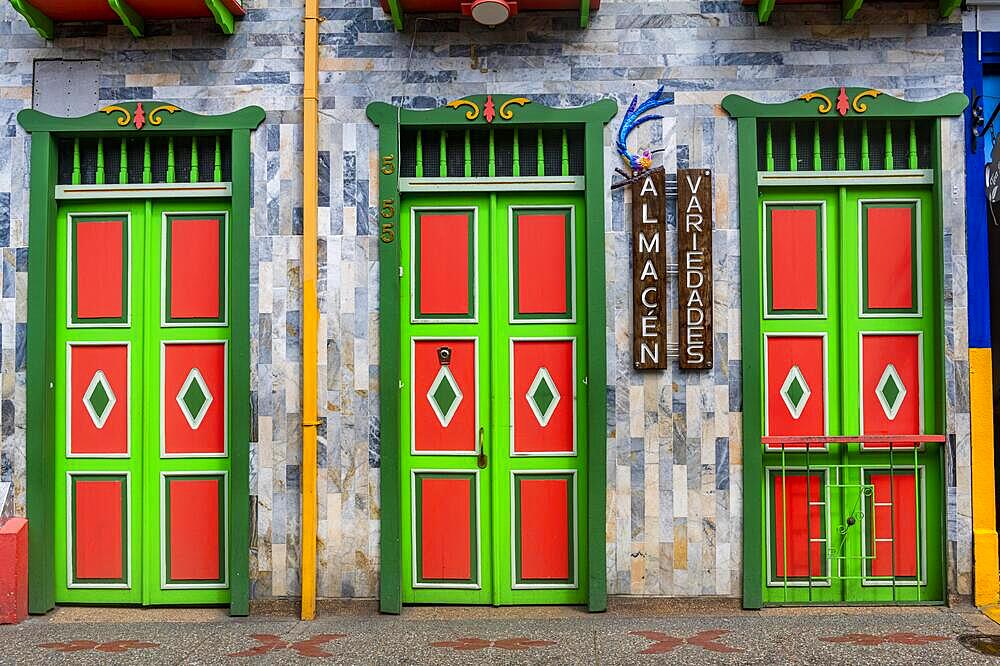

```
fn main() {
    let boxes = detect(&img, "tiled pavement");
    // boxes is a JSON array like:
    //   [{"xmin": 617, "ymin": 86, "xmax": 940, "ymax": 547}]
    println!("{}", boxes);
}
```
[{"xmin": 2, "ymin": 599, "xmax": 1000, "ymax": 664}]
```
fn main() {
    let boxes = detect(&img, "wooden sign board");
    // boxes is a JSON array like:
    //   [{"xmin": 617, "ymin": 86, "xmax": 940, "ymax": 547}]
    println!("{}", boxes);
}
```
[
  {"xmin": 631, "ymin": 167, "xmax": 668, "ymax": 370},
  {"xmin": 677, "ymin": 168, "xmax": 713, "ymax": 369}
]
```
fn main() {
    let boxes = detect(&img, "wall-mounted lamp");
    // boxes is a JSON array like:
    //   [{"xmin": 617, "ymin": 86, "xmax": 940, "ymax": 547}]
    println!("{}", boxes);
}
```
[{"xmin": 462, "ymin": 0, "xmax": 518, "ymax": 26}]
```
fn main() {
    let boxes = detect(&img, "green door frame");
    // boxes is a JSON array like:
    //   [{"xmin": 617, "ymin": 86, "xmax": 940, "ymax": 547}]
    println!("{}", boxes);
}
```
[
  {"xmin": 367, "ymin": 95, "xmax": 617, "ymax": 613},
  {"xmin": 17, "ymin": 102, "xmax": 264, "ymax": 616},
  {"xmin": 721, "ymin": 87, "xmax": 968, "ymax": 609}
]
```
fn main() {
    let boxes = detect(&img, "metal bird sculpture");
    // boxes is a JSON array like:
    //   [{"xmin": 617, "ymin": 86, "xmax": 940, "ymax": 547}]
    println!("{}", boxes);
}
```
[{"xmin": 616, "ymin": 86, "xmax": 672, "ymax": 175}]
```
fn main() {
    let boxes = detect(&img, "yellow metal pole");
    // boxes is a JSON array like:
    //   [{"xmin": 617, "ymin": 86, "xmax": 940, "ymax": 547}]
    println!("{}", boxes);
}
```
[{"xmin": 301, "ymin": 0, "xmax": 320, "ymax": 621}]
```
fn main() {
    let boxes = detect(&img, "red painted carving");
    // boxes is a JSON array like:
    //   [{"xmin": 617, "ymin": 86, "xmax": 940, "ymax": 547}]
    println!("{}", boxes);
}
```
[
  {"xmin": 134, "ymin": 102, "xmax": 146, "ymax": 129},
  {"xmin": 836, "ymin": 87, "xmax": 849, "ymax": 116},
  {"xmin": 484, "ymin": 96, "xmax": 496, "ymax": 123},
  {"xmin": 821, "ymin": 633, "xmax": 950, "ymax": 646},
  {"xmin": 631, "ymin": 630, "xmax": 741, "ymax": 654},
  {"xmin": 39, "ymin": 640, "xmax": 158, "ymax": 653},
  {"xmin": 227, "ymin": 634, "xmax": 347, "ymax": 658},
  {"xmin": 431, "ymin": 637, "xmax": 556, "ymax": 651}
]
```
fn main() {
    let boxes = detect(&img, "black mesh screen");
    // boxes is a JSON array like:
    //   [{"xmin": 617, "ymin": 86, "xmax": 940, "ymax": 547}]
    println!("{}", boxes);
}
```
[
  {"xmin": 795, "ymin": 123, "xmax": 814, "ymax": 171},
  {"xmin": 57, "ymin": 134, "xmax": 232, "ymax": 186},
  {"xmin": 867, "ymin": 122, "xmax": 887, "ymax": 171},
  {"xmin": 446, "ymin": 131, "xmax": 465, "ymax": 177},
  {"xmin": 891, "ymin": 120, "xmax": 910, "ymax": 170},
  {"xmin": 843, "ymin": 121, "xmax": 861, "ymax": 171},
  {"xmin": 494, "ymin": 129, "xmax": 514, "ymax": 177},
  {"xmin": 518, "ymin": 130, "xmax": 538, "ymax": 177},
  {"xmin": 422, "ymin": 130, "xmax": 442, "ymax": 178},
  {"xmin": 397, "ymin": 125, "xmax": 586, "ymax": 179},
  {"xmin": 756, "ymin": 118, "xmax": 934, "ymax": 173},
  {"xmin": 567, "ymin": 127, "xmax": 584, "ymax": 176},
  {"xmin": 542, "ymin": 130, "xmax": 563, "ymax": 177},
  {"xmin": 470, "ymin": 129, "xmax": 489, "ymax": 177}
]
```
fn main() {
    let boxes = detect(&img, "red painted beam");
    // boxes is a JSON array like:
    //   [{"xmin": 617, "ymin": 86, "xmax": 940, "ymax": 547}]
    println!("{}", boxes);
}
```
[
  {"xmin": 380, "ymin": 0, "xmax": 598, "ymax": 13},
  {"xmin": 23, "ymin": 0, "xmax": 244, "ymax": 22},
  {"xmin": 761, "ymin": 434, "xmax": 946, "ymax": 444}
]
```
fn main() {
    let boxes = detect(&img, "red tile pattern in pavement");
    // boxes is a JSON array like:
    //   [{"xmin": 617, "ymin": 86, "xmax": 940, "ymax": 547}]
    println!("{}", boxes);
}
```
[
  {"xmin": 820, "ymin": 632, "xmax": 951, "ymax": 646},
  {"xmin": 431, "ymin": 637, "xmax": 557, "ymax": 651},
  {"xmin": 227, "ymin": 633, "xmax": 347, "ymax": 658},
  {"xmin": 38, "ymin": 640, "xmax": 159, "ymax": 653},
  {"xmin": 631, "ymin": 630, "xmax": 742, "ymax": 654}
]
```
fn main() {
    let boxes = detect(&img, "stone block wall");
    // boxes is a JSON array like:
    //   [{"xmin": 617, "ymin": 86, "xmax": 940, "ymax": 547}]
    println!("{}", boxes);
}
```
[{"xmin": 0, "ymin": 0, "xmax": 972, "ymax": 598}]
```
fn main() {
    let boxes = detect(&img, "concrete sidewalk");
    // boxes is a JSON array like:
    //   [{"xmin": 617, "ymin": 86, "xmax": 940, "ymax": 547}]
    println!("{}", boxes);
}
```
[{"xmin": 2, "ymin": 598, "xmax": 1000, "ymax": 664}]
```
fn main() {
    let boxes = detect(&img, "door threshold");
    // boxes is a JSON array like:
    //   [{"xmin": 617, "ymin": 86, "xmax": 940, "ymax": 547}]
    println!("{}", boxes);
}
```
[{"xmin": 45, "ymin": 606, "xmax": 229, "ymax": 624}]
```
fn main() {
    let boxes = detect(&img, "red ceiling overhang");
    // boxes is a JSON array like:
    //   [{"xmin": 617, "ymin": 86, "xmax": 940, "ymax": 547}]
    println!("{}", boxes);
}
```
[
  {"xmin": 741, "ymin": 0, "xmax": 959, "ymax": 23},
  {"xmin": 9, "ymin": 0, "xmax": 245, "ymax": 39},
  {"xmin": 378, "ymin": 0, "xmax": 600, "ymax": 29}
]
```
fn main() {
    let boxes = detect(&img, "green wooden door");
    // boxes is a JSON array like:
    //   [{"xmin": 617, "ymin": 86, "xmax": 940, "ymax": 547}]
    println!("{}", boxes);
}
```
[
  {"xmin": 399, "ymin": 192, "xmax": 588, "ymax": 605},
  {"xmin": 759, "ymin": 186, "xmax": 944, "ymax": 603},
  {"xmin": 54, "ymin": 198, "xmax": 231, "ymax": 605}
]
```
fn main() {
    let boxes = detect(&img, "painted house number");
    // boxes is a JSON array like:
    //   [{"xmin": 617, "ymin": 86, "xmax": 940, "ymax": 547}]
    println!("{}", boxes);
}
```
[{"xmin": 380, "ymin": 153, "xmax": 396, "ymax": 243}]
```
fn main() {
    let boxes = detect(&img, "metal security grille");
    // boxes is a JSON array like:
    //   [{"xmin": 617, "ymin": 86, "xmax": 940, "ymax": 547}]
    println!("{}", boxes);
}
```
[
  {"xmin": 399, "ymin": 126, "xmax": 585, "ymax": 178},
  {"xmin": 57, "ymin": 135, "xmax": 232, "ymax": 185},
  {"xmin": 756, "ymin": 119, "xmax": 932, "ymax": 172},
  {"xmin": 762, "ymin": 434, "xmax": 943, "ymax": 604}
]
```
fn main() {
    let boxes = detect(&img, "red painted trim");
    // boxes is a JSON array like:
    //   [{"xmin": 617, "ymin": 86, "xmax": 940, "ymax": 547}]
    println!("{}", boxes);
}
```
[
  {"xmin": 75, "ymin": 219, "xmax": 124, "ymax": 321},
  {"xmin": 74, "ymin": 479, "xmax": 124, "ymax": 581},
  {"xmin": 168, "ymin": 478, "xmax": 222, "ymax": 580},
  {"xmin": 419, "ymin": 476, "xmax": 472, "ymax": 580},
  {"xmin": 866, "ymin": 207, "xmax": 914, "ymax": 310},
  {"xmin": 31, "ymin": 0, "xmax": 246, "ymax": 21},
  {"xmin": 519, "ymin": 477, "xmax": 569, "ymax": 579}
]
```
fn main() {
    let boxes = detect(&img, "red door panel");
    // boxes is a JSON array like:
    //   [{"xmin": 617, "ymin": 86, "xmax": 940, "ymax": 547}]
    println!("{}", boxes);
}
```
[
  {"xmin": 765, "ymin": 335, "xmax": 826, "ymax": 449},
  {"xmin": 413, "ymin": 339, "xmax": 477, "ymax": 453},
  {"xmin": 767, "ymin": 207, "xmax": 822, "ymax": 314},
  {"xmin": 861, "ymin": 334, "xmax": 921, "ymax": 448},
  {"xmin": 71, "ymin": 474, "xmax": 128, "ymax": 584},
  {"xmin": 511, "ymin": 339, "xmax": 575, "ymax": 455},
  {"xmin": 866, "ymin": 471, "xmax": 919, "ymax": 579},
  {"xmin": 414, "ymin": 210, "xmax": 475, "ymax": 319},
  {"xmin": 415, "ymin": 473, "xmax": 477, "ymax": 584},
  {"xmin": 162, "ymin": 342, "xmax": 226, "ymax": 456},
  {"xmin": 164, "ymin": 475, "xmax": 225, "ymax": 584},
  {"xmin": 69, "ymin": 344, "xmax": 129, "ymax": 456},
  {"xmin": 515, "ymin": 474, "xmax": 573, "ymax": 583},
  {"xmin": 771, "ymin": 471, "xmax": 824, "ymax": 580},
  {"xmin": 72, "ymin": 216, "xmax": 127, "ymax": 323}
]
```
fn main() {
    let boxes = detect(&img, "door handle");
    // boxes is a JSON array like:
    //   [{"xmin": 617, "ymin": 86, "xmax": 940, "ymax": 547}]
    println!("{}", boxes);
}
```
[{"xmin": 477, "ymin": 427, "xmax": 487, "ymax": 469}]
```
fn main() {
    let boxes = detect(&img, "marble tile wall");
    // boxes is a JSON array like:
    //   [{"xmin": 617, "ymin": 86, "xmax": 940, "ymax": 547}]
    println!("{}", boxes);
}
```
[{"xmin": 0, "ymin": 0, "xmax": 973, "ymax": 598}]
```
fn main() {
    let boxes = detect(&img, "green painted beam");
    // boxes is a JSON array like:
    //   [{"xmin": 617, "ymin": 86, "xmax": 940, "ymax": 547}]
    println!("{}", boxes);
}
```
[
  {"xmin": 579, "ymin": 0, "xmax": 590, "ymax": 27},
  {"xmin": 386, "ymin": 0, "xmax": 403, "ymax": 31},
  {"xmin": 9, "ymin": 0, "xmax": 54, "ymax": 40},
  {"xmin": 205, "ymin": 0, "xmax": 236, "ymax": 34},
  {"xmin": 842, "ymin": 0, "xmax": 864, "ymax": 21},
  {"xmin": 939, "ymin": 0, "xmax": 961, "ymax": 16},
  {"xmin": 757, "ymin": 0, "xmax": 775, "ymax": 23},
  {"xmin": 108, "ymin": 0, "xmax": 144, "ymax": 37}
]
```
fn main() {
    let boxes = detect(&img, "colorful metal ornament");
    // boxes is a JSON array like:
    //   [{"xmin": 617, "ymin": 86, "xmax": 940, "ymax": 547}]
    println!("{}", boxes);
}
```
[{"xmin": 615, "ymin": 86, "xmax": 672, "ymax": 175}]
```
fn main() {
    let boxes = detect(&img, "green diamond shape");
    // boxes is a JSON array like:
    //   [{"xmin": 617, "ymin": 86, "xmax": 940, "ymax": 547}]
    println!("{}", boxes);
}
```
[
  {"xmin": 785, "ymin": 376, "xmax": 805, "ymax": 410},
  {"xmin": 531, "ymin": 377, "xmax": 556, "ymax": 417},
  {"xmin": 431, "ymin": 374, "xmax": 458, "ymax": 417},
  {"xmin": 879, "ymin": 374, "xmax": 901, "ymax": 409},
  {"xmin": 182, "ymin": 378, "xmax": 208, "ymax": 419},
  {"xmin": 87, "ymin": 380, "xmax": 111, "ymax": 419}
]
